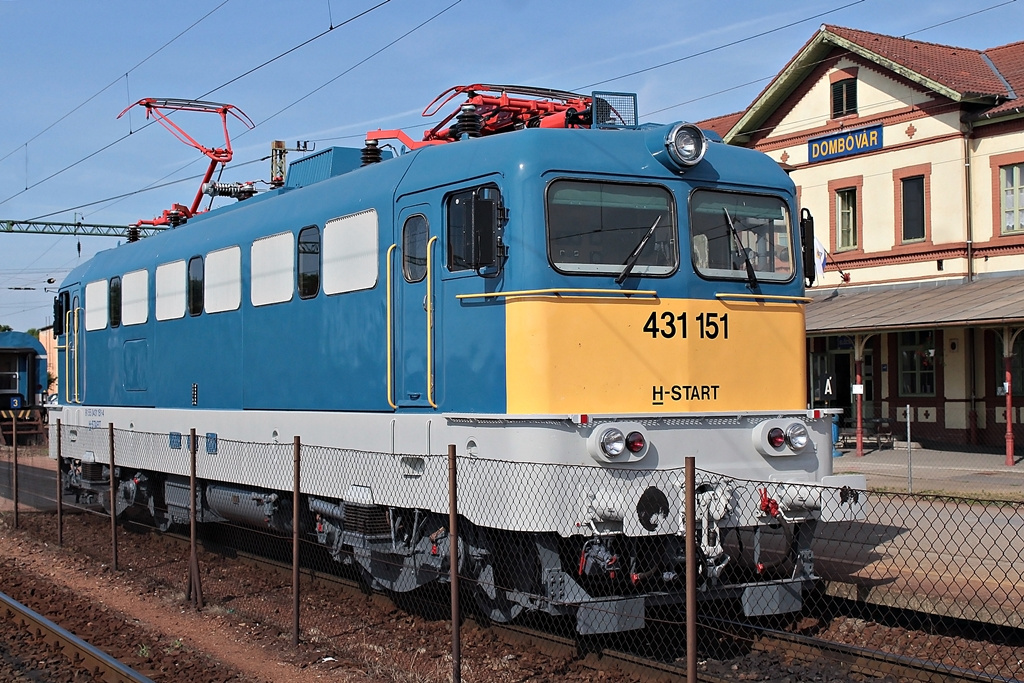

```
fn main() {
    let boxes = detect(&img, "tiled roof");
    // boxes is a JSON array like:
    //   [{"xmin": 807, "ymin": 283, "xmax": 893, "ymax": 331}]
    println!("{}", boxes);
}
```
[
  {"xmin": 724, "ymin": 25, "xmax": 1022, "ymax": 143},
  {"xmin": 695, "ymin": 111, "xmax": 744, "ymax": 138},
  {"xmin": 824, "ymin": 25, "xmax": 1010, "ymax": 99},
  {"xmin": 980, "ymin": 40, "xmax": 1024, "ymax": 117}
]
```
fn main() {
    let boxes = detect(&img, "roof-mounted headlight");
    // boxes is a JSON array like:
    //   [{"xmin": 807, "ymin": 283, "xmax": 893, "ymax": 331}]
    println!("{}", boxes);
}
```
[{"xmin": 665, "ymin": 123, "xmax": 707, "ymax": 168}]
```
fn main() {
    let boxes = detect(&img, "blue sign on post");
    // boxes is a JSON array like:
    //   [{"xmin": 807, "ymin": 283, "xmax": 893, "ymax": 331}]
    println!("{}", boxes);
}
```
[{"xmin": 808, "ymin": 124, "xmax": 883, "ymax": 163}]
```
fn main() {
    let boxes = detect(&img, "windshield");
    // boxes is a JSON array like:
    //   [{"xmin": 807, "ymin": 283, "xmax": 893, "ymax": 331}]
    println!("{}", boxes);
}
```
[
  {"xmin": 689, "ymin": 190, "xmax": 794, "ymax": 282},
  {"xmin": 546, "ymin": 180, "xmax": 676, "ymax": 276}
]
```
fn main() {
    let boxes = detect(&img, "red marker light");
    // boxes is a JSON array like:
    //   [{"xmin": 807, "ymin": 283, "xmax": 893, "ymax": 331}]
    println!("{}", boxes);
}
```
[
  {"xmin": 768, "ymin": 427, "xmax": 786, "ymax": 448},
  {"xmin": 626, "ymin": 431, "xmax": 645, "ymax": 453}
]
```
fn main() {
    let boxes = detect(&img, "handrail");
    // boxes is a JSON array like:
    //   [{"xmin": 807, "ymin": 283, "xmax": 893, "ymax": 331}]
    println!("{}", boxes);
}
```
[
  {"xmin": 74, "ymin": 307, "xmax": 81, "ymax": 403},
  {"xmin": 456, "ymin": 288, "xmax": 658, "ymax": 300},
  {"xmin": 715, "ymin": 292, "xmax": 812, "ymax": 303},
  {"xmin": 385, "ymin": 244, "xmax": 397, "ymax": 410},
  {"xmin": 426, "ymin": 236, "xmax": 438, "ymax": 409},
  {"xmin": 62, "ymin": 309, "xmax": 72, "ymax": 403}
]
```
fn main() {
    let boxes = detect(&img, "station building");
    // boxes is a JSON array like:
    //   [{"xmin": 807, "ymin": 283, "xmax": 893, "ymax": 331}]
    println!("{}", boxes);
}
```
[{"xmin": 699, "ymin": 25, "xmax": 1024, "ymax": 452}]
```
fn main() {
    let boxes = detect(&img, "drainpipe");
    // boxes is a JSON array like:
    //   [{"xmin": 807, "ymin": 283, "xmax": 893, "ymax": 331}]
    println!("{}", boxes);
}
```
[{"xmin": 964, "ymin": 122, "xmax": 978, "ymax": 443}]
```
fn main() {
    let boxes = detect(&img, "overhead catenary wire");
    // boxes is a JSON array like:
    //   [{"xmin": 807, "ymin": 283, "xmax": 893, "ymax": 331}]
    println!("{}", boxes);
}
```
[
  {"xmin": 0, "ymin": 0, "xmax": 396, "ymax": 213},
  {"xmin": 0, "ymin": 0, "xmax": 233, "ymax": 167}
]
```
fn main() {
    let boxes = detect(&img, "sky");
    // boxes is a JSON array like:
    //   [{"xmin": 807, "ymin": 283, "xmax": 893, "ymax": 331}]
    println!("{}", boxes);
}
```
[{"xmin": 0, "ymin": 0, "xmax": 1021, "ymax": 331}]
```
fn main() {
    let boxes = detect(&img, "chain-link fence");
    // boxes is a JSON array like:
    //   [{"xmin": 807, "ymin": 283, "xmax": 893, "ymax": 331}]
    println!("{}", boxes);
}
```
[{"xmin": 3, "ymin": 421, "xmax": 1024, "ymax": 681}]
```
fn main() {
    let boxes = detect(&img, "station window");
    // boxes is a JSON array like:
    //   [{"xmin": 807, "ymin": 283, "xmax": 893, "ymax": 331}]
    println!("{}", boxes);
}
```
[
  {"xmin": 187, "ymin": 256, "xmax": 204, "ymax": 316},
  {"xmin": 997, "ymin": 334, "xmax": 1024, "ymax": 396},
  {"xmin": 836, "ymin": 188, "xmax": 857, "ymax": 250},
  {"xmin": 899, "ymin": 330, "xmax": 936, "ymax": 397},
  {"xmin": 297, "ymin": 225, "xmax": 321, "ymax": 299},
  {"xmin": 403, "ymin": 215, "xmax": 428, "ymax": 283},
  {"xmin": 831, "ymin": 78, "xmax": 857, "ymax": 118},
  {"xmin": 1000, "ymin": 163, "xmax": 1024, "ymax": 234},
  {"xmin": 901, "ymin": 176, "xmax": 925, "ymax": 242},
  {"xmin": 109, "ymin": 276, "xmax": 121, "ymax": 328}
]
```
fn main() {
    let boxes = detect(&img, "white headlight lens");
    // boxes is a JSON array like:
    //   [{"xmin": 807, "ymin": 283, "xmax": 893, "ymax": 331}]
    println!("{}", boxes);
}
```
[
  {"xmin": 600, "ymin": 428, "xmax": 626, "ymax": 457},
  {"xmin": 786, "ymin": 423, "xmax": 809, "ymax": 450},
  {"xmin": 666, "ymin": 123, "xmax": 707, "ymax": 167}
]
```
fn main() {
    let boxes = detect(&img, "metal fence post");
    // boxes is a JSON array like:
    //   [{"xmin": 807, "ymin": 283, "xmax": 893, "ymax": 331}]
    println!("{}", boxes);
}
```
[
  {"xmin": 685, "ymin": 456, "xmax": 696, "ymax": 683},
  {"xmin": 12, "ymin": 414, "xmax": 18, "ymax": 529},
  {"xmin": 56, "ymin": 418, "xmax": 62, "ymax": 547},
  {"xmin": 293, "ymin": 435, "xmax": 301, "ymax": 647},
  {"xmin": 109, "ymin": 423, "xmax": 117, "ymax": 571},
  {"xmin": 906, "ymin": 405, "xmax": 913, "ymax": 494},
  {"xmin": 186, "ymin": 428, "xmax": 203, "ymax": 609},
  {"xmin": 448, "ymin": 444, "xmax": 461, "ymax": 683}
]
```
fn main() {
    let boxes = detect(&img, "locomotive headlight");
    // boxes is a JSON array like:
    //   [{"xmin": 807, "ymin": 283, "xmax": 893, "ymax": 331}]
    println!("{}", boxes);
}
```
[
  {"xmin": 665, "ymin": 123, "xmax": 707, "ymax": 168},
  {"xmin": 587, "ymin": 423, "xmax": 649, "ymax": 463},
  {"xmin": 785, "ymin": 423, "xmax": 810, "ymax": 450},
  {"xmin": 600, "ymin": 428, "xmax": 626, "ymax": 457}
]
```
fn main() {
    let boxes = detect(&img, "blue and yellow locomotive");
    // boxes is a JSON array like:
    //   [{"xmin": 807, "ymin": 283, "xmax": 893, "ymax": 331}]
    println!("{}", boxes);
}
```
[{"xmin": 52, "ymin": 86, "xmax": 865, "ymax": 633}]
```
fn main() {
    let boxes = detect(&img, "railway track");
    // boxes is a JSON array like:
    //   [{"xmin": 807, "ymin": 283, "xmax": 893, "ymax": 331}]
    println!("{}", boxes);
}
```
[
  {"xmin": 0, "ymin": 589, "xmax": 154, "ymax": 683},
  {"xmin": 753, "ymin": 629, "xmax": 1018, "ymax": 683}
]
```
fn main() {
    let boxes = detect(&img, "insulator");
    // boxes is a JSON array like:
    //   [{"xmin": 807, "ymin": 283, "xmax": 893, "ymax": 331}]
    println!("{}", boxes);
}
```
[
  {"xmin": 457, "ymin": 104, "xmax": 482, "ymax": 138},
  {"xmin": 127, "ymin": 226, "xmax": 140, "ymax": 243},
  {"xmin": 361, "ymin": 139, "xmax": 382, "ymax": 166},
  {"xmin": 202, "ymin": 182, "xmax": 256, "ymax": 201}
]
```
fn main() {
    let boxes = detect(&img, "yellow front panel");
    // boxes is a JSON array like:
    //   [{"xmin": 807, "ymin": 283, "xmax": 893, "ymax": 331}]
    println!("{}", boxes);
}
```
[{"xmin": 506, "ymin": 297, "xmax": 807, "ymax": 414}]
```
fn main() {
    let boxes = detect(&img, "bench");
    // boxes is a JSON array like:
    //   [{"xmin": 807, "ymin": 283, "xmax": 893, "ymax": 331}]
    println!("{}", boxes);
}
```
[{"xmin": 837, "ymin": 419, "xmax": 894, "ymax": 451}]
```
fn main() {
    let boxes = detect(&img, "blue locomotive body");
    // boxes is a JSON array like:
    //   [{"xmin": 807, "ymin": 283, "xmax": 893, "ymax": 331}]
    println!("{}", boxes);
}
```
[{"xmin": 52, "ymin": 89, "xmax": 865, "ymax": 633}]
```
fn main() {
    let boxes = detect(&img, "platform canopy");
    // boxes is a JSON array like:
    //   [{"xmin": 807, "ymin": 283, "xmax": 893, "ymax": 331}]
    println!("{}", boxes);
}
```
[{"xmin": 806, "ymin": 273, "xmax": 1024, "ymax": 335}]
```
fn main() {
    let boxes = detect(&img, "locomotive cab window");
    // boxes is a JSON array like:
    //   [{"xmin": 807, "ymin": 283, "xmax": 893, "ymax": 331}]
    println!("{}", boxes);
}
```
[
  {"xmin": 689, "ymin": 190, "xmax": 794, "ymax": 283},
  {"xmin": 546, "ymin": 180, "xmax": 676, "ymax": 276},
  {"xmin": 297, "ymin": 225, "xmax": 320, "ymax": 299}
]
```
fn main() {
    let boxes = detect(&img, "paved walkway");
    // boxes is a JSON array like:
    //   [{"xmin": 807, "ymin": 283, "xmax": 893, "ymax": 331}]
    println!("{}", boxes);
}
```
[{"xmin": 832, "ymin": 442, "xmax": 1024, "ymax": 499}]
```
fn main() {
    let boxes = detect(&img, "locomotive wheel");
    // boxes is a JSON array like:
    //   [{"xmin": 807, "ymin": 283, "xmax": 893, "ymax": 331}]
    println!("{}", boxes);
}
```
[{"xmin": 470, "ymin": 532, "xmax": 541, "ymax": 624}]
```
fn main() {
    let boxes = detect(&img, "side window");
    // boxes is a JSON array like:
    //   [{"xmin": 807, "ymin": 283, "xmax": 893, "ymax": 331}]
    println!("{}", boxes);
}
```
[
  {"xmin": 402, "ymin": 215, "xmax": 428, "ymax": 283},
  {"xmin": 297, "ymin": 225, "xmax": 321, "ymax": 299},
  {"xmin": 84, "ymin": 279, "xmax": 108, "ymax": 331},
  {"xmin": 446, "ymin": 185, "xmax": 502, "ymax": 272},
  {"xmin": 121, "ymin": 269, "xmax": 149, "ymax": 325},
  {"xmin": 109, "ymin": 276, "xmax": 122, "ymax": 328},
  {"xmin": 187, "ymin": 256, "xmax": 204, "ymax": 316}
]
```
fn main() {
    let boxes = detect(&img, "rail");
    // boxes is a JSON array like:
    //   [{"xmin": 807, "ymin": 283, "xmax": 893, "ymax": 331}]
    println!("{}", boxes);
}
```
[{"xmin": 0, "ymin": 589, "xmax": 155, "ymax": 683}]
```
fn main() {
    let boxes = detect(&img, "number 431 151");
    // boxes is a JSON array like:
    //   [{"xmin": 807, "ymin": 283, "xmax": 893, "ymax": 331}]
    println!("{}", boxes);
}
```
[{"xmin": 643, "ymin": 311, "xmax": 729, "ymax": 339}]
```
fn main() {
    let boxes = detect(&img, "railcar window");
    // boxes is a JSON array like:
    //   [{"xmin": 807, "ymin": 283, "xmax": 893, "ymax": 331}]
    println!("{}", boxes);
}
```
[
  {"xmin": 297, "ymin": 226, "xmax": 321, "ymax": 299},
  {"xmin": 187, "ymin": 256, "xmax": 204, "ymax": 316},
  {"xmin": 403, "ymin": 215, "xmax": 428, "ymax": 283},
  {"xmin": 156, "ymin": 260, "xmax": 186, "ymax": 321},
  {"xmin": 251, "ymin": 231, "xmax": 294, "ymax": 306},
  {"xmin": 205, "ymin": 246, "xmax": 241, "ymax": 313},
  {"xmin": 323, "ymin": 209, "xmax": 378, "ymax": 295},
  {"xmin": 109, "ymin": 277, "xmax": 122, "ymax": 328},
  {"xmin": 689, "ymin": 190, "xmax": 794, "ymax": 282},
  {"xmin": 546, "ymin": 180, "xmax": 676, "ymax": 276},
  {"xmin": 121, "ymin": 269, "xmax": 148, "ymax": 325},
  {"xmin": 84, "ymin": 279, "xmax": 109, "ymax": 331}
]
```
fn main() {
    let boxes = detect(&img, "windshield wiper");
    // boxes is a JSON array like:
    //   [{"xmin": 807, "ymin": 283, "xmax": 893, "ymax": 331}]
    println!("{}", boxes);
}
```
[
  {"xmin": 723, "ymin": 207, "xmax": 759, "ymax": 290},
  {"xmin": 615, "ymin": 215, "xmax": 661, "ymax": 285}
]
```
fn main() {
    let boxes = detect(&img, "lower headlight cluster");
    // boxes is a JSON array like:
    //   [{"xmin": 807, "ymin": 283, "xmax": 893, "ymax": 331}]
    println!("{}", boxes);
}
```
[{"xmin": 589, "ymin": 424, "xmax": 649, "ymax": 463}]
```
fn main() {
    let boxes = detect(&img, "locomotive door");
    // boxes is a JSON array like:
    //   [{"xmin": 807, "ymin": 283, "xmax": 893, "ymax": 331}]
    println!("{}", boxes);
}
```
[{"xmin": 393, "ymin": 205, "xmax": 437, "ymax": 408}]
